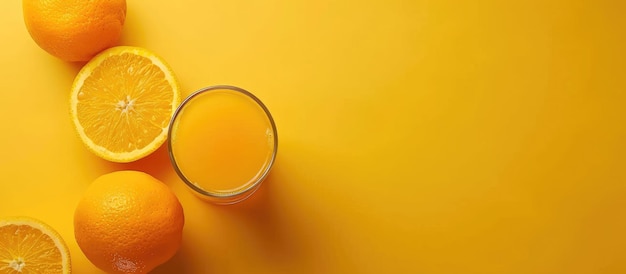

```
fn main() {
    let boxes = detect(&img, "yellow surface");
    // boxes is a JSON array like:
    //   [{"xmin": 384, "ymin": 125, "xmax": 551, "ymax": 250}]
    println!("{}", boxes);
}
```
[
  {"xmin": 0, "ymin": 0, "xmax": 625, "ymax": 273},
  {"xmin": 171, "ymin": 88, "xmax": 274, "ymax": 193}
]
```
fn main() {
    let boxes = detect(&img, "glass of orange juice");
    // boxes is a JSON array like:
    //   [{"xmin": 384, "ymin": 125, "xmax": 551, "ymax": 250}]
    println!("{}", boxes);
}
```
[{"xmin": 168, "ymin": 85, "xmax": 278, "ymax": 204}]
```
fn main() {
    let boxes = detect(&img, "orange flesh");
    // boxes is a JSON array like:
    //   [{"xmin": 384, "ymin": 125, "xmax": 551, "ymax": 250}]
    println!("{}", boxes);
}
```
[
  {"xmin": 76, "ymin": 53, "xmax": 174, "ymax": 153},
  {"xmin": 170, "ymin": 90, "xmax": 274, "ymax": 193},
  {"xmin": 0, "ymin": 224, "xmax": 65, "ymax": 273}
]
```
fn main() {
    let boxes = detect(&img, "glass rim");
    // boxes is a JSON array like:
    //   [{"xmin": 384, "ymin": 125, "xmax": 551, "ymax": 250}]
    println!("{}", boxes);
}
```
[{"xmin": 167, "ymin": 85, "xmax": 278, "ymax": 201}]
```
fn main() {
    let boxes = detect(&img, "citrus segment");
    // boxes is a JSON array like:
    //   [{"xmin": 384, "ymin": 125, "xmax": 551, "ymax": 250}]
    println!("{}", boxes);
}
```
[
  {"xmin": 70, "ymin": 46, "xmax": 181, "ymax": 163},
  {"xmin": 0, "ymin": 217, "xmax": 71, "ymax": 274}
]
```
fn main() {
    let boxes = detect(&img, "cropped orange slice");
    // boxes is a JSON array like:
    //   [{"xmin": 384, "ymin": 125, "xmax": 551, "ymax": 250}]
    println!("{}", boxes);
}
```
[
  {"xmin": 0, "ymin": 217, "xmax": 71, "ymax": 273},
  {"xmin": 70, "ymin": 46, "xmax": 181, "ymax": 163}
]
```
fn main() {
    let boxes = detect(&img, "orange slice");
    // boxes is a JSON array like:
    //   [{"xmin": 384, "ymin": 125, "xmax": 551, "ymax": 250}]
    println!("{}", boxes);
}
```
[
  {"xmin": 0, "ymin": 217, "xmax": 71, "ymax": 273},
  {"xmin": 70, "ymin": 46, "xmax": 181, "ymax": 163}
]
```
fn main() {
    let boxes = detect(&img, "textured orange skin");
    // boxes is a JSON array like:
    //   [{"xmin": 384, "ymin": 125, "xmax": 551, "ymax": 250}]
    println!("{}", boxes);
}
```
[
  {"xmin": 22, "ymin": 0, "xmax": 126, "ymax": 62},
  {"xmin": 74, "ymin": 171, "xmax": 185, "ymax": 274}
]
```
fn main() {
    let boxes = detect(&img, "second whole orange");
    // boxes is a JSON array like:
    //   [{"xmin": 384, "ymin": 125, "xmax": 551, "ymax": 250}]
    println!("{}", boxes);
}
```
[
  {"xmin": 74, "ymin": 170, "xmax": 184, "ymax": 274},
  {"xmin": 22, "ymin": 0, "xmax": 126, "ymax": 62}
]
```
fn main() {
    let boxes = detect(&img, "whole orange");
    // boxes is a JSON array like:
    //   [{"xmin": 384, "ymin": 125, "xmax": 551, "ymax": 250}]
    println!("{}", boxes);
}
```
[
  {"xmin": 22, "ymin": 0, "xmax": 126, "ymax": 62},
  {"xmin": 74, "ymin": 171, "xmax": 185, "ymax": 274}
]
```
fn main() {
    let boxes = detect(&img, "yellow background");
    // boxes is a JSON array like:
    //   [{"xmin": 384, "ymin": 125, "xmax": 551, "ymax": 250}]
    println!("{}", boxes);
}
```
[{"xmin": 1, "ymin": 0, "xmax": 625, "ymax": 273}]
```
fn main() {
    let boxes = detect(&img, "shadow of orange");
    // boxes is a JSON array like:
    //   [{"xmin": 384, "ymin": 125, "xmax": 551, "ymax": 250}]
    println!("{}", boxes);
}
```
[
  {"xmin": 62, "ymin": 60, "xmax": 86, "ymax": 75},
  {"xmin": 99, "ymin": 144, "xmax": 174, "ymax": 184},
  {"xmin": 150, "ymin": 237, "xmax": 200, "ymax": 274}
]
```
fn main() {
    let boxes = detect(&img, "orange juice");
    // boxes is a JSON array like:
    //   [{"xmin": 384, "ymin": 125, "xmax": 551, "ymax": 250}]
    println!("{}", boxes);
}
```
[{"xmin": 168, "ymin": 86, "xmax": 277, "ymax": 204}]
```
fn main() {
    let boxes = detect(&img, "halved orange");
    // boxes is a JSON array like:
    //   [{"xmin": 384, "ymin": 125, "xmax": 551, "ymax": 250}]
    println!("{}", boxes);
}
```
[
  {"xmin": 0, "ymin": 217, "xmax": 71, "ymax": 273},
  {"xmin": 70, "ymin": 46, "xmax": 181, "ymax": 163}
]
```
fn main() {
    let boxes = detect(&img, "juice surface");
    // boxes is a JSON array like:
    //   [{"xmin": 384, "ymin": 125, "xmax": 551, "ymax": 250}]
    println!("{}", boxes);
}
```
[{"xmin": 170, "ymin": 89, "xmax": 275, "ymax": 193}]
